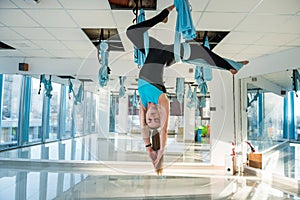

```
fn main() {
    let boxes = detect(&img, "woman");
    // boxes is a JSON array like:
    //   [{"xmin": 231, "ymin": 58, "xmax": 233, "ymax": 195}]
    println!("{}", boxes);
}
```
[{"xmin": 126, "ymin": 5, "xmax": 248, "ymax": 174}]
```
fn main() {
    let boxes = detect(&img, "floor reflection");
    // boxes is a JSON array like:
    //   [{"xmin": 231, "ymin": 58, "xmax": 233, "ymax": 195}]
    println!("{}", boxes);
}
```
[
  {"xmin": 0, "ymin": 134, "xmax": 210, "ymax": 164},
  {"xmin": 0, "ymin": 169, "xmax": 297, "ymax": 200},
  {"xmin": 0, "ymin": 135, "xmax": 299, "ymax": 199}
]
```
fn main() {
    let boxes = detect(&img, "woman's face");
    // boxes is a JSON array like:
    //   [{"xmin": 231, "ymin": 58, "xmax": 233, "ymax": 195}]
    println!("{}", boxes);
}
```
[{"xmin": 146, "ymin": 105, "xmax": 160, "ymax": 129}]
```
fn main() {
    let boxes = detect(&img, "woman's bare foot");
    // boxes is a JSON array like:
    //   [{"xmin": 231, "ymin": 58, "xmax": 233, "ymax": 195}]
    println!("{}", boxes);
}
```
[
  {"xmin": 230, "ymin": 69, "xmax": 238, "ymax": 75},
  {"xmin": 167, "ymin": 5, "xmax": 175, "ymax": 12},
  {"xmin": 237, "ymin": 60, "xmax": 249, "ymax": 65}
]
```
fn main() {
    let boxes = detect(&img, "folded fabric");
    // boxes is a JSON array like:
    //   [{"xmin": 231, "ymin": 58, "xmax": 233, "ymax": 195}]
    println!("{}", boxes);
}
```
[
  {"xmin": 198, "ymin": 82, "xmax": 208, "ymax": 95},
  {"xmin": 40, "ymin": 74, "xmax": 53, "ymax": 98},
  {"xmin": 194, "ymin": 66, "xmax": 209, "ymax": 95},
  {"xmin": 98, "ymin": 41, "xmax": 110, "ymax": 87},
  {"xmin": 74, "ymin": 83, "xmax": 83, "ymax": 105},
  {"xmin": 202, "ymin": 66, "xmax": 212, "ymax": 81},
  {"xmin": 119, "ymin": 76, "xmax": 126, "ymax": 98},
  {"xmin": 203, "ymin": 35, "xmax": 210, "ymax": 49},
  {"xmin": 174, "ymin": 0, "xmax": 196, "ymax": 40},
  {"xmin": 174, "ymin": 0, "xmax": 196, "ymax": 63},
  {"xmin": 134, "ymin": 9, "xmax": 149, "ymax": 68},
  {"xmin": 132, "ymin": 90, "xmax": 139, "ymax": 108},
  {"xmin": 176, "ymin": 77, "xmax": 185, "ymax": 103},
  {"xmin": 187, "ymin": 86, "xmax": 199, "ymax": 108},
  {"xmin": 202, "ymin": 35, "xmax": 212, "ymax": 81},
  {"xmin": 186, "ymin": 84, "xmax": 192, "ymax": 99},
  {"xmin": 199, "ymin": 96, "xmax": 206, "ymax": 107}
]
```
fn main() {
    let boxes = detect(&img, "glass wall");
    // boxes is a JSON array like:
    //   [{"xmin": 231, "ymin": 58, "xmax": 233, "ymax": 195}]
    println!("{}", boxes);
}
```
[
  {"xmin": 127, "ymin": 94, "xmax": 140, "ymax": 134},
  {"xmin": 48, "ymin": 82, "xmax": 61, "ymax": 141},
  {"xmin": 0, "ymin": 74, "xmax": 99, "ymax": 150},
  {"xmin": 247, "ymin": 90, "xmax": 286, "ymax": 152},
  {"xmin": 264, "ymin": 92, "xmax": 283, "ymax": 140},
  {"xmin": 90, "ymin": 93, "xmax": 97, "ymax": 133},
  {"xmin": 29, "ymin": 77, "xmax": 43, "ymax": 143},
  {"xmin": 73, "ymin": 103, "xmax": 84, "ymax": 136},
  {"xmin": 0, "ymin": 74, "xmax": 22, "ymax": 148},
  {"xmin": 247, "ymin": 92, "xmax": 284, "ymax": 141},
  {"xmin": 84, "ymin": 92, "xmax": 97, "ymax": 134}
]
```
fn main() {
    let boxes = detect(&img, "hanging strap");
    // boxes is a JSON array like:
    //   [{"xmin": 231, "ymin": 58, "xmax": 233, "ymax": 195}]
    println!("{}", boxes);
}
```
[
  {"xmin": 98, "ymin": 40, "xmax": 110, "ymax": 87},
  {"xmin": 134, "ymin": 8, "xmax": 149, "ymax": 68},
  {"xmin": 175, "ymin": 77, "xmax": 185, "ymax": 103},
  {"xmin": 173, "ymin": 0, "xmax": 196, "ymax": 63},
  {"xmin": 119, "ymin": 76, "xmax": 126, "ymax": 98}
]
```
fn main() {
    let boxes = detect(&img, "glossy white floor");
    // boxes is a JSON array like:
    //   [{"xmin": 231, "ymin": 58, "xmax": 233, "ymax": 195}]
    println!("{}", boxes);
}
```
[{"xmin": 0, "ymin": 133, "xmax": 299, "ymax": 199}]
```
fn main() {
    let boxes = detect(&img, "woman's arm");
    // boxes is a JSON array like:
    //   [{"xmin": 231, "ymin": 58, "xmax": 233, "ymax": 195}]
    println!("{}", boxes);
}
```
[
  {"xmin": 154, "ymin": 93, "xmax": 170, "ymax": 167},
  {"xmin": 140, "ymin": 103, "xmax": 157, "ymax": 164},
  {"xmin": 139, "ymin": 103, "xmax": 151, "ymax": 147},
  {"xmin": 158, "ymin": 94, "xmax": 170, "ymax": 150}
]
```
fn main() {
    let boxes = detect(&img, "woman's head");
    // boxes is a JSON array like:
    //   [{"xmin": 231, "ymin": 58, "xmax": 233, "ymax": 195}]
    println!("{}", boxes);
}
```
[{"xmin": 145, "ymin": 104, "xmax": 161, "ymax": 129}]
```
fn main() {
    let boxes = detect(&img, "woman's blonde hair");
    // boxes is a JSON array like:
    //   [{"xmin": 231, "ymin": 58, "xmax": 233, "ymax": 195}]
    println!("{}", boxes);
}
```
[{"xmin": 151, "ymin": 129, "xmax": 164, "ymax": 175}]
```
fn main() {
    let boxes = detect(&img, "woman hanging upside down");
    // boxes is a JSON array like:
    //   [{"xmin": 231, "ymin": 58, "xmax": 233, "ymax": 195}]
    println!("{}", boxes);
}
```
[{"xmin": 126, "ymin": 5, "xmax": 248, "ymax": 175}]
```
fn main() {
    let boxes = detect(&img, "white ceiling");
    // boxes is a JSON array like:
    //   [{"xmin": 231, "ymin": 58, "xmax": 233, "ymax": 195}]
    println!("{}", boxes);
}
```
[{"xmin": 0, "ymin": 0, "xmax": 299, "ymax": 92}]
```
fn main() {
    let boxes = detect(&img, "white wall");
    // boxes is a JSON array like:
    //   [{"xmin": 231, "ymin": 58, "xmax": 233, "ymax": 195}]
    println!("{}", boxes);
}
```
[
  {"xmin": 209, "ymin": 70, "xmax": 235, "ymax": 166},
  {"xmin": 237, "ymin": 47, "xmax": 300, "ymax": 79},
  {"xmin": 118, "ymin": 95, "xmax": 128, "ymax": 133}
]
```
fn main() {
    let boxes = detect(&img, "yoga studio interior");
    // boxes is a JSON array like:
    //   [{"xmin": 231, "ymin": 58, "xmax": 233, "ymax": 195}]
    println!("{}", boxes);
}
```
[{"xmin": 0, "ymin": 0, "xmax": 299, "ymax": 199}]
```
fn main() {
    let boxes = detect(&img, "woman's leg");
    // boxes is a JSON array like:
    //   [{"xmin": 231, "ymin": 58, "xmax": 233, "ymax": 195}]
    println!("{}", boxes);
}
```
[
  {"xmin": 188, "ymin": 43, "xmax": 234, "ymax": 71},
  {"xmin": 126, "ymin": 9, "xmax": 169, "ymax": 54}
]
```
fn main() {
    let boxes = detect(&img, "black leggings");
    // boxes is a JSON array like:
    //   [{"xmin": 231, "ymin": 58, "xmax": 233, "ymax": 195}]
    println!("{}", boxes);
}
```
[{"xmin": 126, "ymin": 9, "xmax": 235, "ymax": 72}]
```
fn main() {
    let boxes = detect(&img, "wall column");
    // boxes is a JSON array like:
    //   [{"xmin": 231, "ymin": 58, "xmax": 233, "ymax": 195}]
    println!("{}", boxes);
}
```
[
  {"xmin": 210, "ymin": 71, "xmax": 234, "ymax": 166},
  {"xmin": 118, "ymin": 95, "xmax": 128, "ymax": 133},
  {"xmin": 98, "ymin": 86, "xmax": 110, "ymax": 138}
]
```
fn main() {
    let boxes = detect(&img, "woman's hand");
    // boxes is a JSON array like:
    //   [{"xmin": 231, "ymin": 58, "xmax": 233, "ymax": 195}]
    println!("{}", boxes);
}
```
[
  {"xmin": 147, "ymin": 148, "xmax": 157, "ymax": 164},
  {"xmin": 153, "ymin": 148, "xmax": 164, "ymax": 167}
]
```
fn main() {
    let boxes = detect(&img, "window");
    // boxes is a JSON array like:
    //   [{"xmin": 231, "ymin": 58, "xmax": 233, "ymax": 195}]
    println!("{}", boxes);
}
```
[
  {"xmin": 127, "ymin": 94, "xmax": 140, "ymax": 134},
  {"xmin": 0, "ymin": 74, "xmax": 22, "ymax": 148},
  {"xmin": 84, "ymin": 92, "xmax": 97, "ymax": 134},
  {"xmin": 29, "ymin": 77, "xmax": 44, "ymax": 143},
  {"xmin": 264, "ymin": 93, "xmax": 283, "ymax": 140},
  {"xmin": 247, "ymin": 92, "xmax": 284, "ymax": 141},
  {"xmin": 48, "ymin": 82, "xmax": 61, "ymax": 141}
]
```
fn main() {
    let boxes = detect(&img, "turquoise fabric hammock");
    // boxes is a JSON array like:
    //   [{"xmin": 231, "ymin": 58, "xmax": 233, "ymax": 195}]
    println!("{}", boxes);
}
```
[
  {"xmin": 74, "ymin": 83, "xmax": 83, "ymax": 105},
  {"xmin": 119, "ymin": 76, "xmax": 126, "ymax": 98},
  {"xmin": 68, "ymin": 79, "xmax": 73, "ymax": 99},
  {"xmin": 199, "ymin": 96, "xmax": 206, "ymax": 107},
  {"xmin": 194, "ymin": 66, "xmax": 208, "ymax": 95},
  {"xmin": 187, "ymin": 86, "xmax": 198, "ymax": 108},
  {"xmin": 68, "ymin": 79, "xmax": 83, "ymax": 105},
  {"xmin": 174, "ymin": 0, "xmax": 196, "ymax": 63},
  {"xmin": 202, "ymin": 35, "xmax": 212, "ymax": 81},
  {"xmin": 39, "ymin": 74, "xmax": 53, "ymax": 98},
  {"xmin": 186, "ymin": 84, "xmax": 192, "ymax": 99},
  {"xmin": 98, "ymin": 40, "xmax": 110, "ymax": 87},
  {"xmin": 193, "ymin": 34, "xmax": 212, "ymax": 95},
  {"xmin": 176, "ymin": 77, "xmax": 185, "ymax": 103},
  {"xmin": 132, "ymin": 90, "xmax": 139, "ymax": 108},
  {"xmin": 134, "ymin": 9, "xmax": 149, "ymax": 68}
]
